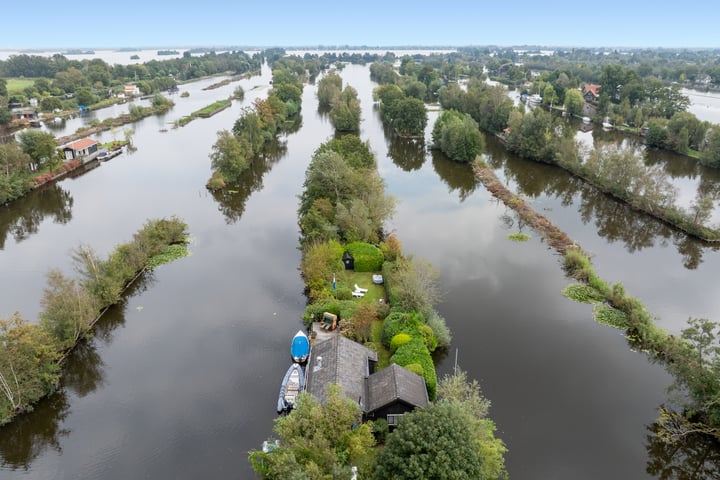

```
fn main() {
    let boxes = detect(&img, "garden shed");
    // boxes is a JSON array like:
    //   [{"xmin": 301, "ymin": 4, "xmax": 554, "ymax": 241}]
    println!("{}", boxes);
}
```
[{"xmin": 342, "ymin": 251, "xmax": 354, "ymax": 270}]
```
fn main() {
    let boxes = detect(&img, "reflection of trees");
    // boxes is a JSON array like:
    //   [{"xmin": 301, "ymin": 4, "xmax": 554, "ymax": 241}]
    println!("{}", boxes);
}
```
[
  {"xmin": 430, "ymin": 150, "xmax": 479, "ymax": 202},
  {"xmin": 0, "ymin": 184, "xmax": 73, "ymax": 249},
  {"xmin": 211, "ymin": 140, "xmax": 286, "ymax": 224},
  {"xmin": 0, "ymin": 389, "xmax": 70, "ymax": 470},
  {"xmin": 645, "ymin": 417, "xmax": 720, "ymax": 479},
  {"xmin": 0, "ymin": 265, "xmax": 152, "ymax": 470},
  {"xmin": 62, "ymin": 340, "xmax": 105, "ymax": 398},
  {"xmin": 387, "ymin": 127, "xmax": 427, "ymax": 171},
  {"xmin": 491, "ymin": 138, "xmax": 718, "ymax": 268}
]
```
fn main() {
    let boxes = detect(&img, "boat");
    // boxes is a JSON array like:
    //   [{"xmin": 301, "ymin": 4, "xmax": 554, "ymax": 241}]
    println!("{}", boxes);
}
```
[
  {"xmin": 290, "ymin": 330, "xmax": 310, "ymax": 363},
  {"xmin": 277, "ymin": 363, "xmax": 305, "ymax": 413},
  {"xmin": 262, "ymin": 439, "xmax": 279, "ymax": 453}
]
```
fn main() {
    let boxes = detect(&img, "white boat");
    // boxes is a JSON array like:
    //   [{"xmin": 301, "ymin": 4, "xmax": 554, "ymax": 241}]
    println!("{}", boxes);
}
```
[{"xmin": 277, "ymin": 363, "xmax": 305, "ymax": 413}]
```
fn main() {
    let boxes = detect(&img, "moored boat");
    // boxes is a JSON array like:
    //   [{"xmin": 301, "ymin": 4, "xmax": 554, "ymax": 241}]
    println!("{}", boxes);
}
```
[
  {"xmin": 290, "ymin": 330, "xmax": 310, "ymax": 363},
  {"xmin": 277, "ymin": 363, "xmax": 305, "ymax": 413}
]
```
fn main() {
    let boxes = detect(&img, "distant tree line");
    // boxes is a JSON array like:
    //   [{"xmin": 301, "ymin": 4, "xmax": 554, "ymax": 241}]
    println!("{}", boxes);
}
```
[{"xmin": 206, "ymin": 55, "xmax": 307, "ymax": 190}]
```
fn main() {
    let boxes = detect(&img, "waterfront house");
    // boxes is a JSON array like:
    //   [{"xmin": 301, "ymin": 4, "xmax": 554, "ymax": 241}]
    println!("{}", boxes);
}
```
[
  {"xmin": 124, "ymin": 83, "xmax": 140, "ymax": 97},
  {"xmin": 62, "ymin": 138, "xmax": 99, "ymax": 163},
  {"xmin": 582, "ymin": 84, "xmax": 601, "ymax": 104},
  {"xmin": 305, "ymin": 336, "xmax": 428, "ymax": 426}
]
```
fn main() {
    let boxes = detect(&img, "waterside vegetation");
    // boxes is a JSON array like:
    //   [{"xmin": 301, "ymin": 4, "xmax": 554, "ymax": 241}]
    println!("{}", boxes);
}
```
[{"xmin": 0, "ymin": 217, "xmax": 189, "ymax": 425}]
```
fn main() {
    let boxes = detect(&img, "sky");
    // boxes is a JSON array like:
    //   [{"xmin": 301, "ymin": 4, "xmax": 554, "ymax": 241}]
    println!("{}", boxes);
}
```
[{"xmin": 2, "ymin": 1, "xmax": 719, "ymax": 50}]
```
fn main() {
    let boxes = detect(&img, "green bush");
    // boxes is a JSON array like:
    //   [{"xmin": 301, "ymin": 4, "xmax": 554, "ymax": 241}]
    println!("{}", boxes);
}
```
[
  {"xmin": 390, "ymin": 333, "xmax": 412, "ymax": 353},
  {"xmin": 381, "ymin": 311, "xmax": 423, "ymax": 348},
  {"xmin": 418, "ymin": 324, "xmax": 438, "ymax": 352},
  {"xmin": 391, "ymin": 337, "xmax": 437, "ymax": 399},
  {"xmin": 346, "ymin": 242, "xmax": 384, "ymax": 272},
  {"xmin": 425, "ymin": 310, "xmax": 452, "ymax": 347},
  {"xmin": 403, "ymin": 363, "xmax": 424, "ymax": 377},
  {"xmin": 372, "ymin": 418, "xmax": 389, "ymax": 444}
]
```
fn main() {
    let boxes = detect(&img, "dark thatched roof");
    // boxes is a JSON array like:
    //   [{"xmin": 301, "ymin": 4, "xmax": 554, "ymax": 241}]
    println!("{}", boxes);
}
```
[
  {"xmin": 366, "ymin": 363, "xmax": 428, "ymax": 413},
  {"xmin": 305, "ymin": 335, "xmax": 378, "ymax": 411}
]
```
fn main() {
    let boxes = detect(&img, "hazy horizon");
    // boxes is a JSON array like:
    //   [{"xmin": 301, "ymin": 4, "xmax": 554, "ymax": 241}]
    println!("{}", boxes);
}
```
[{"xmin": 3, "ymin": 1, "xmax": 718, "ymax": 50}]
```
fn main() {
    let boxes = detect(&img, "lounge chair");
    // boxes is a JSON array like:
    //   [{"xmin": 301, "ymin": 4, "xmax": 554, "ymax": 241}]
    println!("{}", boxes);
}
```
[
  {"xmin": 354, "ymin": 284, "xmax": 368, "ymax": 293},
  {"xmin": 352, "ymin": 290, "xmax": 365, "ymax": 297}
]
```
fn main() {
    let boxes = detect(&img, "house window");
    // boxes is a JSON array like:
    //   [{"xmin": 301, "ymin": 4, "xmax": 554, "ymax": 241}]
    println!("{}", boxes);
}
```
[{"xmin": 386, "ymin": 414, "xmax": 403, "ymax": 426}]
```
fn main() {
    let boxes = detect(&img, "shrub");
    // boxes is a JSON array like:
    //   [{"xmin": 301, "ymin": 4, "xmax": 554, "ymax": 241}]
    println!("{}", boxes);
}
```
[
  {"xmin": 345, "ymin": 242, "xmax": 384, "ymax": 272},
  {"xmin": 391, "ymin": 337, "xmax": 437, "ymax": 399},
  {"xmin": 403, "ymin": 363, "xmax": 424, "ymax": 377},
  {"xmin": 425, "ymin": 310, "xmax": 452, "ymax": 347},
  {"xmin": 418, "ymin": 324, "xmax": 438, "ymax": 352},
  {"xmin": 381, "ymin": 311, "xmax": 423, "ymax": 348},
  {"xmin": 390, "ymin": 333, "xmax": 412, "ymax": 353},
  {"xmin": 372, "ymin": 418, "xmax": 389, "ymax": 444}
]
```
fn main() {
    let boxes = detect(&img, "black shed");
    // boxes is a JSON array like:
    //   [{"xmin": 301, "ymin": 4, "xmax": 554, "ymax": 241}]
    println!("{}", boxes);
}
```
[{"xmin": 342, "ymin": 251, "xmax": 354, "ymax": 270}]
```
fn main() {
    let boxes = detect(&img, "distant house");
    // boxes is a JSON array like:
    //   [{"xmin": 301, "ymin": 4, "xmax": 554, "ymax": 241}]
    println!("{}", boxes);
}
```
[
  {"xmin": 10, "ymin": 109, "xmax": 39, "ymax": 122},
  {"xmin": 582, "ymin": 84, "xmax": 601, "ymax": 104},
  {"xmin": 305, "ymin": 335, "xmax": 428, "ymax": 426},
  {"xmin": 124, "ymin": 83, "xmax": 140, "ymax": 96},
  {"xmin": 62, "ymin": 138, "xmax": 99, "ymax": 163}
]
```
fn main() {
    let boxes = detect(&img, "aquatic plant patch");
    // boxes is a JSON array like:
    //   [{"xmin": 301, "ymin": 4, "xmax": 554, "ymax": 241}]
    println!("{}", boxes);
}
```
[
  {"xmin": 561, "ymin": 283, "xmax": 606, "ymax": 304},
  {"xmin": 592, "ymin": 303, "xmax": 629, "ymax": 329}
]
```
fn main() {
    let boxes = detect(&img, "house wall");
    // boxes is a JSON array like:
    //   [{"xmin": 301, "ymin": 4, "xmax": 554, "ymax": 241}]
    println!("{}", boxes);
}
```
[{"xmin": 365, "ymin": 400, "xmax": 415, "ymax": 424}]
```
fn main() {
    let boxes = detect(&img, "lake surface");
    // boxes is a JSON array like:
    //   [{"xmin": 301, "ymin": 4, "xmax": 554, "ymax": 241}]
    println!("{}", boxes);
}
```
[{"xmin": 1, "ymin": 62, "xmax": 718, "ymax": 479}]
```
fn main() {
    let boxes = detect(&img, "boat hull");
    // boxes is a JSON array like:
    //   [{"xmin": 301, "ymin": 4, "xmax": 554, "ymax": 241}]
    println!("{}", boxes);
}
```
[{"xmin": 277, "ymin": 363, "xmax": 305, "ymax": 413}]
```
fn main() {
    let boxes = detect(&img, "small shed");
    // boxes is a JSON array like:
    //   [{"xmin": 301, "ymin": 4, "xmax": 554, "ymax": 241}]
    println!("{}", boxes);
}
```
[
  {"xmin": 342, "ymin": 251, "xmax": 354, "ymax": 270},
  {"xmin": 365, "ymin": 364, "xmax": 429, "ymax": 427}
]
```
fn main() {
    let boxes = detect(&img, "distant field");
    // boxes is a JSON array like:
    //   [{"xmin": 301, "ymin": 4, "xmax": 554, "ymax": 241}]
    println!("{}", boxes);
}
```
[{"xmin": 6, "ymin": 78, "xmax": 36, "ymax": 94}]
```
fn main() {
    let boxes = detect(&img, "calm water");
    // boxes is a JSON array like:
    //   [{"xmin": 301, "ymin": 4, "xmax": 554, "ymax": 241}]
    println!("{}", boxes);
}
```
[{"xmin": 1, "ymin": 62, "xmax": 718, "ymax": 479}]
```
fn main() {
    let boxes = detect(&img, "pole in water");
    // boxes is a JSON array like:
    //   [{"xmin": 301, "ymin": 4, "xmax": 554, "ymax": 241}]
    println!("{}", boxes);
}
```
[{"xmin": 454, "ymin": 347, "xmax": 458, "ymax": 375}]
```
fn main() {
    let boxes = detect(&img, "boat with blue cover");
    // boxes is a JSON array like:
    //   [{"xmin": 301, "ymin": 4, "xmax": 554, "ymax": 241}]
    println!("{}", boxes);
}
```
[{"xmin": 290, "ymin": 330, "xmax": 310, "ymax": 363}]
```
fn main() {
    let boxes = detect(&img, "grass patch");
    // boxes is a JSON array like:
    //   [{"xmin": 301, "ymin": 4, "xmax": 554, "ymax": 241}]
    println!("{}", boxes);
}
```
[
  {"xmin": 336, "ymin": 270, "xmax": 384, "ymax": 303},
  {"xmin": 561, "ymin": 283, "xmax": 606, "ymax": 303},
  {"xmin": 194, "ymin": 99, "xmax": 231, "ymax": 117},
  {"xmin": 6, "ymin": 78, "xmax": 36, "ymax": 95},
  {"xmin": 507, "ymin": 233, "xmax": 531, "ymax": 242},
  {"xmin": 592, "ymin": 303, "xmax": 629, "ymax": 329},
  {"xmin": 369, "ymin": 320, "xmax": 392, "ymax": 368}
]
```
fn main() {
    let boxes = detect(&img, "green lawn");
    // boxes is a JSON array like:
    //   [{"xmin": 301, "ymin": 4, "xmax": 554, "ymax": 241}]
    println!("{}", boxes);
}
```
[
  {"xmin": 6, "ymin": 78, "xmax": 36, "ymax": 95},
  {"xmin": 335, "ymin": 270, "xmax": 385, "ymax": 303},
  {"xmin": 370, "ymin": 320, "xmax": 391, "ymax": 368}
]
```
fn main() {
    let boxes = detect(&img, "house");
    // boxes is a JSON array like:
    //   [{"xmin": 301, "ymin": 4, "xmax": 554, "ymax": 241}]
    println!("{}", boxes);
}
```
[
  {"xmin": 582, "ymin": 84, "xmax": 601, "ymax": 104},
  {"xmin": 124, "ymin": 83, "xmax": 140, "ymax": 97},
  {"xmin": 365, "ymin": 364, "xmax": 429, "ymax": 427},
  {"xmin": 305, "ymin": 335, "xmax": 428, "ymax": 426},
  {"xmin": 62, "ymin": 138, "xmax": 99, "ymax": 163}
]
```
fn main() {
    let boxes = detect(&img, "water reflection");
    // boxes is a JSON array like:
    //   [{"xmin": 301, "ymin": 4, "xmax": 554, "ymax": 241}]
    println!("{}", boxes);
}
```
[
  {"xmin": 385, "ymin": 124, "xmax": 427, "ymax": 172},
  {"xmin": 0, "ymin": 273, "xmax": 149, "ymax": 470},
  {"xmin": 645, "ymin": 419, "xmax": 720, "ymax": 479},
  {"xmin": 0, "ymin": 391, "xmax": 70, "ymax": 471},
  {"xmin": 484, "ymin": 137, "xmax": 719, "ymax": 268},
  {"xmin": 430, "ymin": 150, "xmax": 480, "ymax": 202},
  {"xmin": 211, "ymin": 139, "xmax": 287, "ymax": 224},
  {"xmin": 0, "ymin": 184, "xmax": 73, "ymax": 249}
]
